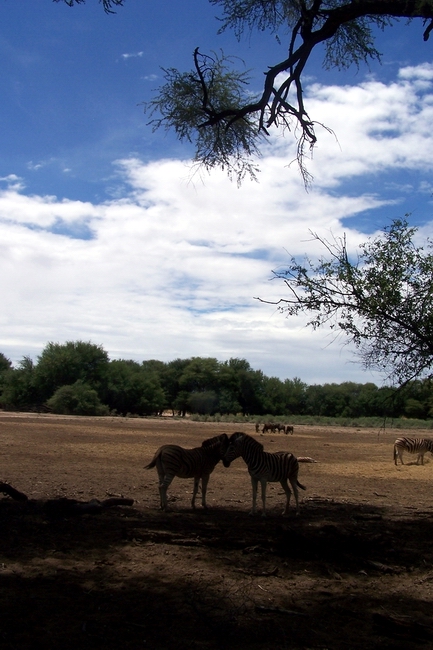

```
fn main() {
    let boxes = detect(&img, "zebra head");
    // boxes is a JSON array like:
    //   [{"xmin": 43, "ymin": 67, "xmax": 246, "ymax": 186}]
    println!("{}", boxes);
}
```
[
  {"xmin": 222, "ymin": 431, "xmax": 245, "ymax": 467},
  {"xmin": 201, "ymin": 433, "xmax": 230, "ymax": 459}
]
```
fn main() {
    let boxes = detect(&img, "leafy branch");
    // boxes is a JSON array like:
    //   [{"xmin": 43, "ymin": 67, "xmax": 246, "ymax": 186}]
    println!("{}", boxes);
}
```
[
  {"xmin": 258, "ymin": 218, "xmax": 433, "ymax": 385},
  {"xmin": 149, "ymin": 0, "xmax": 433, "ymax": 184}
]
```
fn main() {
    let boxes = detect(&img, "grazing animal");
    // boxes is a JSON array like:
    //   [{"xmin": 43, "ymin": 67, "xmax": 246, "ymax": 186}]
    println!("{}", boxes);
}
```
[
  {"xmin": 223, "ymin": 432, "xmax": 306, "ymax": 516},
  {"xmin": 262, "ymin": 422, "xmax": 276, "ymax": 433},
  {"xmin": 145, "ymin": 433, "xmax": 229, "ymax": 511},
  {"xmin": 285, "ymin": 425, "xmax": 294, "ymax": 435},
  {"xmin": 393, "ymin": 437, "xmax": 433, "ymax": 466},
  {"xmin": 275, "ymin": 423, "xmax": 286, "ymax": 433}
]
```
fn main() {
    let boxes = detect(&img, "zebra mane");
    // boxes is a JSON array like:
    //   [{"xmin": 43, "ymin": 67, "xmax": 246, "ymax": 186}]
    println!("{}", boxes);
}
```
[
  {"xmin": 201, "ymin": 433, "xmax": 228, "ymax": 448},
  {"xmin": 240, "ymin": 432, "xmax": 264, "ymax": 452}
]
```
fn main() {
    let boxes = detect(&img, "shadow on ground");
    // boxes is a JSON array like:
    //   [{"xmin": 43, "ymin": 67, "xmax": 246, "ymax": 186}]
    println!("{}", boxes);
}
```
[{"xmin": 1, "ymin": 497, "xmax": 433, "ymax": 649}]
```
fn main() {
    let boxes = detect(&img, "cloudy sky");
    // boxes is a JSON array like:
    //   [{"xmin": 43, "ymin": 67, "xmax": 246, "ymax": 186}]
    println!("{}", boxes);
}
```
[{"xmin": 1, "ymin": 1, "xmax": 433, "ymax": 385}]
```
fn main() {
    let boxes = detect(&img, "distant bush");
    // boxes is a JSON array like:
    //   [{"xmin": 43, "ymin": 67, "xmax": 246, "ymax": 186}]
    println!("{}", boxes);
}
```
[
  {"xmin": 184, "ymin": 413, "xmax": 433, "ymax": 429},
  {"xmin": 47, "ymin": 380, "xmax": 109, "ymax": 416}
]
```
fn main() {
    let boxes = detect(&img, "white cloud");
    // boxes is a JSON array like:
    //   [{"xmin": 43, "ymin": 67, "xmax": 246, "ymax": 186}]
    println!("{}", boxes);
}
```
[
  {"xmin": 1, "ymin": 65, "xmax": 433, "ymax": 384},
  {"xmin": 303, "ymin": 63, "xmax": 433, "ymax": 184},
  {"xmin": 121, "ymin": 51, "xmax": 144, "ymax": 60}
]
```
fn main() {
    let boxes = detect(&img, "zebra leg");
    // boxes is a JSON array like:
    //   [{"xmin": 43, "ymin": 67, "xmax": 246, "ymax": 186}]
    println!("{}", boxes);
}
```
[
  {"xmin": 159, "ymin": 474, "xmax": 174, "ymax": 511},
  {"xmin": 191, "ymin": 475, "xmax": 209, "ymax": 509},
  {"xmin": 259, "ymin": 478, "xmax": 268, "ymax": 517},
  {"xmin": 288, "ymin": 478, "xmax": 302, "ymax": 515},
  {"xmin": 191, "ymin": 477, "xmax": 200, "ymax": 510},
  {"xmin": 280, "ymin": 479, "xmax": 293, "ymax": 516},
  {"xmin": 154, "ymin": 458, "xmax": 168, "ymax": 510},
  {"xmin": 200, "ymin": 474, "xmax": 210, "ymax": 509},
  {"xmin": 159, "ymin": 480, "xmax": 169, "ymax": 510},
  {"xmin": 249, "ymin": 476, "xmax": 259, "ymax": 515},
  {"xmin": 417, "ymin": 453, "xmax": 425, "ymax": 465}
]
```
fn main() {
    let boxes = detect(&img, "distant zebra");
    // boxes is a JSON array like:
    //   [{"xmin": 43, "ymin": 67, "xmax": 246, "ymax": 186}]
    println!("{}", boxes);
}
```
[
  {"xmin": 222, "ymin": 432, "xmax": 306, "ymax": 516},
  {"xmin": 144, "ymin": 433, "xmax": 229, "ymax": 511},
  {"xmin": 393, "ymin": 437, "xmax": 433, "ymax": 466}
]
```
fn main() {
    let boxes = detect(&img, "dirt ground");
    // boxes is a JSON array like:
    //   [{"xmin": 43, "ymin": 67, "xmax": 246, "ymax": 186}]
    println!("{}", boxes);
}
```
[{"xmin": 1, "ymin": 414, "xmax": 433, "ymax": 650}]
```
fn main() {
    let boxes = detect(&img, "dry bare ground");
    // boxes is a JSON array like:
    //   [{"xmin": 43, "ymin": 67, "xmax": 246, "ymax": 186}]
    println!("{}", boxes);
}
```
[{"xmin": 1, "ymin": 413, "xmax": 433, "ymax": 649}]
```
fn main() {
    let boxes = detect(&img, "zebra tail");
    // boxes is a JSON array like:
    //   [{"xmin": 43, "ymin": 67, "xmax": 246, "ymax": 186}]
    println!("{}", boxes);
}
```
[
  {"xmin": 144, "ymin": 453, "xmax": 159, "ymax": 470},
  {"xmin": 297, "ymin": 480, "xmax": 307, "ymax": 491}
]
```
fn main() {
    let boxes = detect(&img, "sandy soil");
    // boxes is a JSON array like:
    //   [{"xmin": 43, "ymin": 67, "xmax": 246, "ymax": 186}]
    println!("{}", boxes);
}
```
[{"xmin": 1, "ymin": 413, "xmax": 433, "ymax": 649}]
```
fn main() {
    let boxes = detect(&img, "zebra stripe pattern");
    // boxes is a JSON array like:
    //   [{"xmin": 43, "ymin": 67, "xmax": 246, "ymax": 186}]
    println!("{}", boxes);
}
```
[
  {"xmin": 393, "ymin": 437, "xmax": 433, "ymax": 466},
  {"xmin": 145, "ymin": 433, "xmax": 229, "ymax": 511},
  {"xmin": 223, "ymin": 432, "xmax": 306, "ymax": 517}
]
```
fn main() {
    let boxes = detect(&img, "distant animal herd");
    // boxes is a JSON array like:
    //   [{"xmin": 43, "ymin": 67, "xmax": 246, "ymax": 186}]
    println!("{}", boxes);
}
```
[
  {"xmin": 256, "ymin": 422, "xmax": 294, "ymax": 434},
  {"xmin": 145, "ymin": 427, "xmax": 433, "ymax": 518}
]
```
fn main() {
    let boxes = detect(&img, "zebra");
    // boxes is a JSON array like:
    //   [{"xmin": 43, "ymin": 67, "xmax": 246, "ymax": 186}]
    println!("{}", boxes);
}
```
[
  {"xmin": 393, "ymin": 437, "xmax": 433, "ymax": 466},
  {"xmin": 222, "ymin": 432, "xmax": 306, "ymax": 517},
  {"xmin": 144, "ymin": 433, "xmax": 229, "ymax": 511}
]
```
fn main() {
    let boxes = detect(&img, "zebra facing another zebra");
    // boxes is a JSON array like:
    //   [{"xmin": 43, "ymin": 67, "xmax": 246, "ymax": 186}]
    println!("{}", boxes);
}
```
[
  {"xmin": 144, "ymin": 433, "xmax": 229, "ymax": 511},
  {"xmin": 393, "ymin": 437, "xmax": 433, "ymax": 466},
  {"xmin": 222, "ymin": 431, "xmax": 306, "ymax": 517}
]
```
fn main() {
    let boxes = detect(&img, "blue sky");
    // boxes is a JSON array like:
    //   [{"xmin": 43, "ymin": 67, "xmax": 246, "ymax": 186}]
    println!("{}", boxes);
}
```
[{"xmin": 1, "ymin": 1, "xmax": 433, "ymax": 385}]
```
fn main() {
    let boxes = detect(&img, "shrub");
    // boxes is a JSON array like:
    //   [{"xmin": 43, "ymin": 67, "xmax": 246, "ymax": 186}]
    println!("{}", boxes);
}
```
[{"xmin": 47, "ymin": 380, "xmax": 109, "ymax": 416}]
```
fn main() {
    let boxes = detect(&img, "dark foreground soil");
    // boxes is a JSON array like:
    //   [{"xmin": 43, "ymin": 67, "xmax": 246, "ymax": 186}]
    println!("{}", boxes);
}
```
[{"xmin": 1, "ymin": 414, "xmax": 433, "ymax": 650}]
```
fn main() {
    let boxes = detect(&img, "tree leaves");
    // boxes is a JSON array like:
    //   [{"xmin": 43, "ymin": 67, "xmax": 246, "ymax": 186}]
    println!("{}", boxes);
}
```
[
  {"xmin": 149, "ymin": 1, "xmax": 433, "ymax": 184},
  {"xmin": 265, "ymin": 218, "xmax": 433, "ymax": 386}
]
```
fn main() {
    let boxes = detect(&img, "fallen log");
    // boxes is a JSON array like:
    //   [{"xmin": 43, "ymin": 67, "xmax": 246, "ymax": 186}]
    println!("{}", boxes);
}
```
[
  {"xmin": 0, "ymin": 482, "xmax": 28, "ymax": 501},
  {"xmin": 43, "ymin": 497, "xmax": 134, "ymax": 517}
]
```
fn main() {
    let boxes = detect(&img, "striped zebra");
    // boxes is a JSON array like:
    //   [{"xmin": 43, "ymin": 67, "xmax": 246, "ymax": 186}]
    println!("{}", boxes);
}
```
[
  {"xmin": 222, "ymin": 432, "xmax": 306, "ymax": 517},
  {"xmin": 144, "ymin": 433, "xmax": 229, "ymax": 511},
  {"xmin": 393, "ymin": 437, "xmax": 433, "ymax": 466}
]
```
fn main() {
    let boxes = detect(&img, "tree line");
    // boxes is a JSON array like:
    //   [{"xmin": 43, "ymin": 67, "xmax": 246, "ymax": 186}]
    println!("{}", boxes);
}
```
[{"xmin": 0, "ymin": 341, "xmax": 431, "ymax": 419}]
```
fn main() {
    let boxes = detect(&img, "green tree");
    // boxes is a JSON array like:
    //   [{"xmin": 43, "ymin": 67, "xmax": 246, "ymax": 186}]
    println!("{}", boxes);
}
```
[
  {"xmin": 104, "ymin": 359, "xmax": 166, "ymax": 416},
  {"xmin": 35, "ymin": 341, "xmax": 110, "ymax": 402},
  {"xmin": 47, "ymin": 380, "xmax": 109, "ymax": 416},
  {"xmin": 0, "ymin": 356, "xmax": 41, "ymax": 411},
  {"xmin": 148, "ymin": 1, "xmax": 433, "ymax": 184},
  {"xmin": 283, "ymin": 377, "xmax": 307, "ymax": 415},
  {"xmin": 188, "ymin": 390, "xmax": 219, "ymax": 415},
  {"xmin": 218, "ymin": 358, "xmax": 251, "ymax": 413},
  {"xmin": 179, "ymin": 357, "xmax": 220, "ymax": 393},
  {"xmin": 0, "ymin": 353, "xmax": 13, "ymax": 398},
  {"xmin": 0, "ymin": 353, "xmax": 12, "ymax": 373},
  {"xmin": 262, "ymin": 376, "xmax": 287, "ymax": 415},
  {"xmin": 218, "ymin": 358, "xmax": 265, "ymax": 415},
  {"xmin": 160, "ymin": 358, "xmax": 192, "ymax": 415},
  {"xmin": 265, "ymin": 219, "xmax": 433, "ymax": 387}
]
